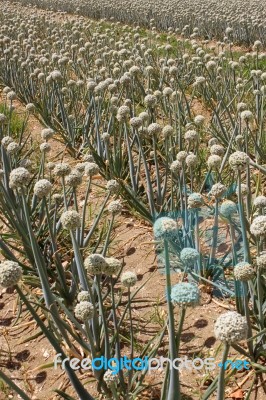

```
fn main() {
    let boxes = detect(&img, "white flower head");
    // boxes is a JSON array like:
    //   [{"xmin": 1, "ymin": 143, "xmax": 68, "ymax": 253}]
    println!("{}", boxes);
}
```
[
  {"xmin": 61, "ymin": 210, "xmax": 81, "ymax": 230},
  {"xmin": 34, "ymin": 179, "xmax": 52, "ymax": 198},
  {"xmin": 9, "ymin": 167, "xmax": 31, "ymax": 189},
  {"xmin": 250, "ymin": 216, "xmax": 266, "ymax": 237},
  {"xmin": 214, "ymin": 311, "xmax": 248, "ymax": 343},
  {"xmin": 121, "ymin": 271, "xmax": 137, "ymax": 288},
  {"xmin": 0, "ymin": 261, "xmax": 22, "ymax": 288}
]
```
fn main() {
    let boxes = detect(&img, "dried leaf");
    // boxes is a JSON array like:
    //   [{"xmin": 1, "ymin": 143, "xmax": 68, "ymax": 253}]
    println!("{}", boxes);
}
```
[{"xmin": 230, "ymin": 389, "xmax": 244, "ymax": 399}]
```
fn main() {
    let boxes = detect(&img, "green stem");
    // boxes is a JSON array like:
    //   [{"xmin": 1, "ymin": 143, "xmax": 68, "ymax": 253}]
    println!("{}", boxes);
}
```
[
  {"xmin": 216, "ymin": 343, "xmax": 230, "ymax": 400},
  {"xmin": 164, "ymin": 239, "xmax": 180, "ymax": 400},
  {"xmin": 102, "ymin": 214, "xmax": 115, "ymax": 257}
]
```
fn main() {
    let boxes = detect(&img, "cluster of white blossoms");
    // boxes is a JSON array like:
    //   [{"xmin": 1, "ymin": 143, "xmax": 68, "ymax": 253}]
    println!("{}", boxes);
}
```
[
  {"xmin": 74, "ymin": 301, "xmax": 94, "ymax": 321},
  {"xmin": 233, "ymin": 262, "xmax": 255, "ymax": 281},
  {"xmin": 54, "ymin": 163, "xmax": 71, "ymax": 177},
  {"xmin": 153, "ymin": 217, "xmax": 178, "ymax": 240},
  {"xmin": 9, "ymin": 167, "xmax": 31, "ymax": 189},
  {"xmin": 60, "ymin": 210, "xmax": 81, "ymax": 230},
  {"xmin": 214, "ymin": 311, "xmax": 248, "ymax": 344},
  {"xmin": 209, "ymin": 182, "xmax": 227, "ymax": 198},
  {"xmin": 250, "ymin": 216, "xmax": 266, "ymax": 237},
  {"xmin": 253, "ymin": 195, "xmax": 266, "ymax": 208},
  {"xmin": 33, "ymin": 179, "xmax": 52, "ymax": 198},
  {"xmin": 229, "ymin": 151, "xmax": 249, "ymax": 171},
  {"xmin": 187, "ymin": 193, "xmax": 203, "ymax": 208},
  {"xmin": 0, "ymin": 261, "xmax": 22, "ymax": 288},
  {"xmin": 103, "ymin": 370, "xmax": 119, "ymax": 387},
  {"xmin": 107, "ymin": 200, "xmax": 123, "ymax": 215},
  {"xmin": 77, "ymin": 291, "xmax": 90, "ymax": 302},
  {"xmin": 84, "ymin": 162, "xmax": 100, "ymax": 176},
  {"xmin": 65, "ymin": 169, "xmax": 83, "ymax": 187},
  {"xmin": 41, "ymin": 128, "xmax": 54, "ymax": 141},
  {"xmin": 106, "ymin": 179, "xmax": 120, "ymax": 194},
  {"xmin": 121, "ymin": 271, "xmax": 137, "ymax": 287},
  {"xmin": 257, "ymin": 252, "xmax": 266, "ymax": 270}
]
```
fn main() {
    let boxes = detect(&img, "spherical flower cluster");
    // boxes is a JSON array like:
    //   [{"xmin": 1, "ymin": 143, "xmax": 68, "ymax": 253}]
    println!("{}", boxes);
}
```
[
  {"xmin": 47, "ymin": 162, "xmax": 56, "ymax": 171},
  {"xmin": 139, "ymin": 112, "xmax": 149, "ymax": 122},
  {"xmin": 60, "ymin": 210, "xmax": 81, "ymax": 230},
  {"xmin": 186, "ymin": 154, "xmax": 197, "ymax": 168},
  {"xmin": 207, "ymin": 155, "xmax": 222, "ymax": 169},
  {"xmin": 7, "ymin": 142, "xmax": 20, "ymax": 155},
  {"xmin": 176, "ymin": 151, "xmax": 187, "ymax": 162},
  {"xmin": 233, "ymin": 262, "xmax": 255, "ymax": 281},
  {"xmin": 7, "ymin": 91, "xmax": 16, "ymax": 101},
  {"xmin": 77, "ymin": 291, "xmax": 90, "ymax": 302},
  {"xmin": 108, "ymin": 200, "xmax": 122, "ymax": 215},
  {"xmin": 74, "ymin": 301, "xmax": 94, "ymax": 321},
  {"xmin": 206, "ymin": 60, "xmax": 216, "ymax": 70},
  {"xmin": 253, "ymin": 196, "xmax": 266, "ymax": 208},
  {"xmin": 83, "ymin": 154, "xmax": 94, "ymax": 162},
  {"xmin": 54, "ymin": 163, "xmax": 71, "ymax": 177},
  {"xmin": 187, "ymin": 193, "xmax": 203, "ymax": 209},
  {"xmin": 144, "ymin": 94, "xmax": 157, "ymax": 107},
  {"xmin": 41, "ymin": 128, "xmax": 54, "ymax": 141},
  {"xmin": 163, "ymin": 87, "xmax": 173, "ymax": 97},
  {"xmin": 209, "ymin": 182, "xmax": 227, "ymax": 198},
  {"xmin": 117, "ymin": 105, "xmax": 130, "ymax": 121},
  {"xmin": 250, "ymin": 216, "xmax": 266, "ymax": 237},
  {"xmin": 40, "ymin": 142, "xmax": 51, "ymax": 153},
  {"xmin": 51, "ymin": 70, "xmax": 62, "ymax": 81},
  {"xmin": 171, "ymin": 283, "xmax": 200, "ymax": 307},
  {"xmin": 194, "ymin": 115, "xmax": 205, "ymax": 125},
  {"xmin": 103, "ymin": 370, "xmax": 119, "ymax": 387},
  {"xmin": 84, "ymin": 254, "xmax": 107, "ymax": 275},
  {"xmin": 162, "ymin": 125, "xmax": 174, "ymax": 138},
  {"xmin": 229, "ymin": 151, "xmax": 249, "ymax": 171},
  {"xmin": 253, "ymin": 40, "xmax": 262, "ymax": 50},
  {"xmin": 210, "ymin": 144, "xmax": 225, "ymax": 156},
  {"xmin": 220, "ymin": 201, "xmax": 238, "ymax": 218},
  {"xmin": 33, "ymin": 179, "xmax": 52, "ymax": 198},
  {"xmin": 235, "ymin": 135, "xmax": 244, "ymax": 145},
  {"xmin": 184, "ymin": 129, "xmax": 198, "ymax": 142},
  {"xmin": 121, "ymin": 271, "xmax": 137, "ymax": 287},
  {"xmin": 237, "ymin": 102, "xmax": 247, "ymax": 112},
  {"xmin": 170, "ymin": 160, "xmax": 182, "ymax": 173},
  {"xmin": 257, "ymin": 252, "xmax": 266, "ymax": 270},
  {"xmin": 0, "ymin": 261, "xmax": 22, "ymax": 288},
  {"xmin": 65, "ymin": 170, "xmax": 83, "ymax": 187},
  {"xmin": 84, "ymin": 162, "xmax": 99, "ymax": 177},
  {"xmin": 2, "ymin": 136, "xmax": 13, "ymax": 148},
  {"xmin": 130, "ymin": 117, "xmax": 142, "ymax": 128},
  {"xmin": 153, "ymin": 217, "xmax": 177, "ymax": 240},
  {"xmin": 214, "ymin": 311, "xmax": 248, "ymax": 343},
  {"xmin": 106, "ymin": 179, "xmax": 120, "ymax": 194},
  {"xmin": 102, "ymin": 257, "xmax": 122, "ymax": 276},
  {"xmin": 193, "ymin": 76, "xmax": 206, "ymax": 86},
  {"xmin": 102, "ymin": 132, "xmax": 110, "ymax": 141},
  {"xmin": 75, "ymin": 163, "xmax": 87, "ymax": 174},
  {"xmin": 25, "ymin": 103, "xmax": 35, "ymax": 112},
  {"xmin": 9, "ymin": 167, "xmax": 31, "ymax": 189},
  {"xmin": 147, "ymin": 123, "xmax": 162, "ymax": 136},
  {"xmin": 180, "ymin": 248, "xmax": 199, "ymax": 266},
  {"xmin": 241, "ymin": 110, "xmax": 253, "ymax": 122}
]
